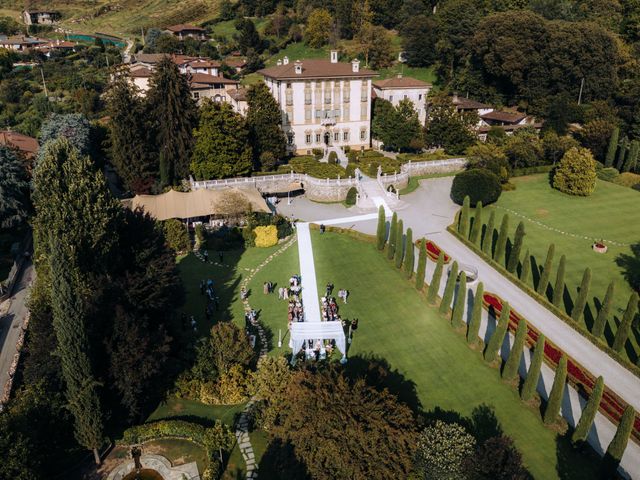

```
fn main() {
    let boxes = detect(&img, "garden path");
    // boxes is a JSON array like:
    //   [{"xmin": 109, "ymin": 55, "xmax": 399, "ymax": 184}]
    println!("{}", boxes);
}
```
[{"xmin": 295, "ymin": 222, "xmax": 321, "ymax": 323}]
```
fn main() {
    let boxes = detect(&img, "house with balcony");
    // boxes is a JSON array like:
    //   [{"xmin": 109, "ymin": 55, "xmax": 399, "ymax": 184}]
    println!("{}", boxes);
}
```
[
  {"xmin": 372, "ymin": 75, "xmax": 431, "ymax": 124},
  {"xmin": 258, "ymin": 51, "xmax": 377, "ymax": 154},
  {"xmin": 189, "ymin": 73, "xmax": 239, "ymax": 105},
  {"xmin": 164, "ymin": 24, "xmax": 208, "ymax": 41}
]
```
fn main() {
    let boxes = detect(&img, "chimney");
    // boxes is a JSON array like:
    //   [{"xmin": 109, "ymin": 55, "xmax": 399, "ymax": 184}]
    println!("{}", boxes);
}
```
[
  {"xmin": 452, "ymin": 91, "xmax": 459, "ymax": 103},
  {"xmin": 294, "ymin": 60, "xmax": 302, "ymax": 74},
  {"xmin": 283, "ymin": 56, "xmax": 289, "ymax": 65},
  {"xmin": 397, "ymin": 73, "xmax": 402, "ymax": 79},
  {"xmin": 351, "ymin": 59, "xmax": 360, "ymax": 73},
  {"xmin": 276, "ymin": 59, "xmax": 282, "ymax": 66},
  {"xmin": 330, "ymin": 50, "xmax": 338, "ymax": 63}
]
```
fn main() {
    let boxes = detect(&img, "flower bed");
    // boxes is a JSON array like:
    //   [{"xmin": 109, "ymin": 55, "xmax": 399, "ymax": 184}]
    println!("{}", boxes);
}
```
[
  {"xmin": 482, "ymin": 292, "xmax": 640, "ymax": 445},
  {"xmin": 592, "ymin": 242, "xmax": 608, "ymax": 254},
  {"xmin": 424, "ymin": 239, "xmax": 451, "ymax": 264}
]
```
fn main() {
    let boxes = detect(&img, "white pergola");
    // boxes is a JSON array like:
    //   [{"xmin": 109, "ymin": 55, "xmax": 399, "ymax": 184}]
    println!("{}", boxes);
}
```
[{"xmin": 289, "ymin": 321, "xmax": 347, "ymax": 363}]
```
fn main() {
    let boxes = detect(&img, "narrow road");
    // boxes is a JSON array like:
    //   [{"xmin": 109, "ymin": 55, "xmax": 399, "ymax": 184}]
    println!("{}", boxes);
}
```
[{"xmin": 0, "ymin": 261, "xmax": 34, "ymax": 403}]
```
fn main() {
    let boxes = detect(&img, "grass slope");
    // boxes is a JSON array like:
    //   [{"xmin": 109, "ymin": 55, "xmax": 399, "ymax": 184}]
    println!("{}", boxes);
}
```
[{"xmin": 489, "ymin": 174, "xmax": 640, "ymax": 361}]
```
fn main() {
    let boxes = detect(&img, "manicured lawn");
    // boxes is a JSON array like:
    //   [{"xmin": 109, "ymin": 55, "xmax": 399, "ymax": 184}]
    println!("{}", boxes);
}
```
[
  {"xmin": 376, "ymin": 64, "xmax": 439, "ymax": 85},
  {"xmin": 264, "ymin": 42, "xmax": 330, "ymax": 67},
  {"xmin": 244, "ymin": 231, "xmax": 601, "ymax": 479},
  {"xmin": 488, "ymin": 174, "xmax": 640, "ymax": 361},
  {"xmin": 148, "ymin": 396, "xmax": 245, "ymax": 426}
]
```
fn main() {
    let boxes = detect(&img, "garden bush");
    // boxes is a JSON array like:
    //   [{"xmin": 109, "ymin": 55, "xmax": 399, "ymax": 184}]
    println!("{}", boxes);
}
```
[
  {"xmin": 345, "ymin": 186, "xmax": 358, "ymax": 206},
  {"xmin": 553, "ymin": 147, "xmax": 597, "ymax": 196},
  {"xmin": 254, "ymin": 225, "xmax": 278, "ymax": 247},
  {"xmin": 328, "ymin": 151, "xmax": 338, "ymax": 164},
  {"xmin": 312, "ymin": 148, "xmax": 323, "ymax": 159},
  {"xmin": 195, "ymin": 224, "xmax": 206, "ymax": 249},
  {"xmin": 451, "ymin": 169, "xmax": 502, "ymax": 206},
  {"xmin": 361, "ymin": 150, "xmax": 384, "ymax": 158},
  {"xmin": 613, "ymin": 172, "xmax": 640, "ymax": 189},
  {"xmin": 163, "ymin": 219, "xmax": 191, "ymax": 253},
  {"xmin": 345, "ymin": 163, "xmax": 357, "ymax": 178},
  {"xmin": 597, "ymin": 167, "xmax": 620, "ymax": 182},
  {"xmin": 284, "ymin": 156, "xmax": 346, "ymax": 178}
]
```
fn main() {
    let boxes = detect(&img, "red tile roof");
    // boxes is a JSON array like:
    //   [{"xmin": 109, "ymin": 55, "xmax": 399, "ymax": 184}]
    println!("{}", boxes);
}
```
[
  {"xmin": 130, "ymin": 66, "xmax": 153, "ymax": 78},
  {"xmin": 480, "ymin": 110, "xmax": 527, "ymax": 124},
  {"xmin": 228, "ymin": 88, "xmax": 247, "ymax": 101},
  {"xmin": 259, "ymin": 60, "xmax": 377, "ymax": 80},
  {"xmin": 0, "ymin": 131, "xmax": 39, "ymax": 158},
  {"xmin": 373, "ymin": 76, "xmax": 431, "ymax": 89},
  {"xmin": 189, "ymin": 73, "xmax": 239, "ymax": 86},
  {"xmin": 166, "ymin": 24, "xmax": 206, "ymax": 33}
]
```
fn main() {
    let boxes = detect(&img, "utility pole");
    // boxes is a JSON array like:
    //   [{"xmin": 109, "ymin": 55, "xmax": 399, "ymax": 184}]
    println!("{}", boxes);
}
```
[
  {"xmin": 577, "ymin": 77, "xmax": 585, "ymax": 105},
  {"xmin": 40, "ymin": 67, "xmax": 48, "ymax": 98}
]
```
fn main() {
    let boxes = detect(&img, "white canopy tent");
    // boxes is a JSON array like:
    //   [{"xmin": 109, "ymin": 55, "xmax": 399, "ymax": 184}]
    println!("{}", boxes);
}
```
[{"xmin": 289, "ymin": 321, "xmax": 347, "ymax": 363}]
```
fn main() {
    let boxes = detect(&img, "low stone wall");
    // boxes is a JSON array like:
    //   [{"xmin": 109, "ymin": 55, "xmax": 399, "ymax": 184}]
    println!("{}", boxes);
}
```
[
  {"xmin": 404, "ymin": 158, "xmax": 467, "ymax": 176},
  {"xmin": 378, "ymin": 172, "xmax": 409, "ymax": 191},
  {"xmin": 304, "ymin": 181, "xmax": 354, "ymax": 202}
]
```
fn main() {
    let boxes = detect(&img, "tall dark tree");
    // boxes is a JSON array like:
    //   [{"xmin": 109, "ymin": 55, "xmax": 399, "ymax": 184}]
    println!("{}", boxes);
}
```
[
  {"xmin": 521, "ymin": 334, "xmax": 545, "ymax": 401},
  {"xmin": 105, "ymin": 73, "xmax": 156, "ymax": 193},
  {"xmin": 235, "ymin": 18, "xmax": 263, "ymax": 54},
  {"xmin": 592, "ymin": 281, "xmax": 614, "ymax": 338},
  {"xmin": 387, "ymin": 212, "xmax": 397, "ymax": 260},
  {"xmin": 376, "ymin": 205, "xmax": 386, "ymax": 251},
  {"xmin": 506, "ymin": 221, "xmax": 525, "ymax": 273},
  {"xmin": 401, "ymin": 14, "xmax": 438, "ymax": 67},
  {"xmin": 404, "ymin": 228, "xmax": 414, "ymax": 279},
  {"xmin": 502, "ymin": 318, "xmax": 527, "ymax": 382},
  {"xmin": 536, "ymin": 244, "xmax": 555, "ymax": 296},
  {"xmin": 246, "ymin": 82, "xmax": 287, "ymax": 170},
  {"xmin": 415, "ymin": 238, "xmax": 427, "ymax": 289},
  {"xmin": 571, "ymin": 376, "xmax": 604, "ymax": 444},
  {"xmin": 0, "ymin": 145, "xmax": 29, "ymax": 228},
  {"xmin": 440, "ymin": 261, "xmax": 459, "ymax": 315},
  {"xmin": 612, "ymin": 293, "xmax": 639, "ymax": 353},
  {"xmin": 543, "ymin": 355, "xmax": 567, "ymax": 424},
  {"xmin": 39, "ymin": 113, "xmax": 91, "ymax": 156},
  {"xmin": 571, "ymin": 268, "xmax": 591, "ymax": 322},
  {"xmin": 552, "ymin": 254, "xmax": 566, "ymax": 308},
  {"xmin": 191, "ymin": 101, "xmax": 253, "ymax": 179},
  {"xmin": 147, "ymin": 57, "xmax": 198, "ymax": 186},
  {"xmin": 465, "ymin": 435, "xmax": 529, "ymax": 480}
]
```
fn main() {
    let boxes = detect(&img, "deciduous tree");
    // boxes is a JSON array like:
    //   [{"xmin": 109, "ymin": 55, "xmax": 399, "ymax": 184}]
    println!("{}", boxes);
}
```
[
  {"xmin": 415, "ymin": 421, "xmax": 475, "ymax": 480},
  {"xmin": 246, "ymin": 83, "xmax": 286, "ymax": 170},
  {"xmin": 305, "ymin": 9, "xmax": 333, "ymax": 47}
]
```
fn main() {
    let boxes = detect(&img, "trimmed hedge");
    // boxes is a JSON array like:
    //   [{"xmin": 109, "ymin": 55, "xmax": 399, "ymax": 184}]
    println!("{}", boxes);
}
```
[
  {"xmin": 451, "ymin": 169, "xmax": 502, "ymax": 206},
  {"xmin": 345, "ymin": 187, "xmax": 358, "ymax": 206},
  {"xmin": 119, "ymin": 419, "xmax": 235, "ymax": 480}
]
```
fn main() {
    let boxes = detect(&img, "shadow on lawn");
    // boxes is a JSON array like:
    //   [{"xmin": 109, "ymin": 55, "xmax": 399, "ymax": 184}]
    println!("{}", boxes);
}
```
[{"xmin": 616, "ymin": 243, "xmax": 640, "ymax": 293}]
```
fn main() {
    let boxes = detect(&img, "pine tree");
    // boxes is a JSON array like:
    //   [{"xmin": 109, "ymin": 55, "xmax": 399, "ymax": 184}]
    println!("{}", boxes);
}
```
[
  {"xmin": 571, "ymin": 268, "xmax": 591, "ymax": 322},
  {"xmin": 612, "ymin": 293, "xmax": 639, "ymax": 352},
  {"xmin": 467, "ymin": 282, "xmax": 484, "ymax": 345},
  {"xmin": 395, "ymin": 220, "xmax": 404, "ymax": 269},
  {"xmin": 427, "ymin": 252, "xmax": 444, "ymax": 304},
  {"xmin": 605, "ymin": 406, "xmax": 635, "ymax": 464},
  {"xmin": 459, "ymin": 195, "xmax": 470, "ymax": 238},
  {"xmin": 521, "ymin": 334, "xmax": 545, "ymax": 401},
  {"xmin": 616, "ymin": 135, "xmax": 629, "ymax": 171},
  {"xmin": 484, "ymin": 302, "xmax": 510, "ymax": 364},
  {"xmin": 507, "ymin": 221, "xmax": 525, "ymax": 273},
  {"xmin": 469, "ymin": 201, "xmax": 483, "ymax": 246},
  {"xmin": 520, "ymin": 249, "xmax": 531, "ymax": 287},
  {"xmin": 552, "ymin": 254, "xmax": 566, "ymax": 308},
  {"xmin": 415, "ymin": 239, "xmax": 427, "ymax": 290},
  {"xmin": 536, "ymin": 244, "xmax": 555, "ymax": 297},
  {"xmin": 246, "ymin": 82, "xmax": 287, "ymax": 170},
  {"xmin": 625, "ymin": 140, "xmax": 640, "ymax": 173},
  {"xmin": 146, "ymin": 57, "xmax": 198, "ymax": 186},
  {"xmin": 439, "ymin": 261, "xmax": 458, "ymax": 315},
  {"xmin": 494, "ymin": 214, "xmax": 509, "ymax": 265},
  {"xmin": 387, "ymin": 212, "xmax": 397, "ymax": 260},
  {"xmin": 0, "ymin": 146, "xmax": 29, "ymax": 228},
  {"xmin": 404, "ymin": 228, "xmax": 414, "ymax": 279},
  {"xmin": 543, "ymin": 355, "xmax": 567, "ymax": 425},
  {"xmin": 376, "ymin": 205, "xmax": 386, "ymax": 251},
  {"xmin": 605, "ymin": 126, "xmax": 619, "ymax": 167},
  {"xmin": 482, "ymin": 210, "xmax": 496, "ymax": 256},
  {"xmin": 593, "ymin": 281, "xmax": 615, "ymax": 339},
  {"xmin": 451, "ymin": 271, "xmax": 467, "ymax": 330},
  {"xmin": 502, "ymin": 318, "xmax": 527, "ymax": 382},
  {"xmin": 571, "ymin": 376, "xmax": 604, "ymax": 444}
]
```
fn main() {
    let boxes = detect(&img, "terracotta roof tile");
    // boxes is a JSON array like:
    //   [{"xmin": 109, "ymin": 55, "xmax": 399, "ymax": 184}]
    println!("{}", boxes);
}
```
[
  {"xmin": 259, "ymin": 60, "xmax": 377, "ymax": 80},
  {"xmin": 481, "ymin": 110, "xmax": 527, "ymax": 123},
  {"xmin": 0, "ymin": 131, "xmax": 39, "ymax": 157},
  {"xmin": 166, "ymin": 24, "xmax": 206, "ymax": 33},
  {"xmin": 189, "ymin": 73, "xmax": 239, "ymax": 85},
  {"xmin": 373, "ymin": 76, "xmax": 431, "ymax": 89}
]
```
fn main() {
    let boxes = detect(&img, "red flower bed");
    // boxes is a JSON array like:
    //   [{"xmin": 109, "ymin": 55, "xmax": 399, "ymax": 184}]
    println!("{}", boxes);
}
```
[
  {"xmin": 424, "ymin": 239, "xmax": 451, "ymax": 264},
  {"xmin": 482, "ymin": 292, "xmax": 640, "ymax": 444}
]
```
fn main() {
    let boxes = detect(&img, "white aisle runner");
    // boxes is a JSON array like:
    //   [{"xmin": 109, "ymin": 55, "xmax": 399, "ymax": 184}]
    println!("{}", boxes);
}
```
[{"xmin": 295, "ymin": 222, "xmax": 321, "ymax": 323}]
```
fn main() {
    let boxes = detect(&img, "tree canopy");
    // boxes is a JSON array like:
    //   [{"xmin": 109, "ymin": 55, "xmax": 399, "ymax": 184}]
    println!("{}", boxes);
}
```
[{"xmin": 0, "ymin": 146, "xmax": 29, "ymax": 229}]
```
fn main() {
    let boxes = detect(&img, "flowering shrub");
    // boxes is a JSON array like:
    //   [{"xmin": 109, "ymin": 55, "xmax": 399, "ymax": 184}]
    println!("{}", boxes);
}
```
[{"xmin": 254, "ymin": 225, "xmax": 278, "ymax": 247}]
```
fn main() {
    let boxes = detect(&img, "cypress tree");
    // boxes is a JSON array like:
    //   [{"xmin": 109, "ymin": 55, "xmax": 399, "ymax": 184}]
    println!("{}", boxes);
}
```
[
  {"xmin": 625, "ymin": 140, "xmax": 640, "ymax": 172},
  {"xmin": 593, "ymin": 281, "xmax": 614, "ymax": 339},
  {"xmin": 502, "ymin": 318, "xmax": 527, "ymax": 382},
  {"xmin": 387, "ymin": 212, "xmax": 397, "ymax": 260},
  {"xmin": 507, "ymin": 221, "xmax": 525, "ymax": 273},
  {"xmin": 467, "ymin": 282, "xmax": 484, "ymax": 345},
  {"xmin": 404, "ymin": 228, "xmax": 414, "ymax": 279},
  {"xmin": 552, "ymin": 254, "xmax": 566, "ymax": 308},
  {"xmin": 605, "ymin": 406, "xmax": 635, "ymax": 464},
  {"xmin": 612, "ymin": 293, "xmax": 639, "ymax": 352},
  {"xmin": 459, "ymin": 195, "xmax": 470, "ymax": 238},
  {"xmin": 571, "ymin": 376, "xmax": 604, "ymax": 444},
  {"xmin": 451, "ymin": 271, "xmax": 467, "ymax": 330},
  {"xmin": 484, "ymin": 302, "xmax": 510, "ymax": 363},
  {"xmin": 246, "ymin": 82, "xmax": 287, "ymax": 166},
  {"xmin": 616, "ymin": 135, "xmax": 629, "ymax": 171},
  {"xmin": 469, "ymin": 201, "xmax": 483, "ymax": 246},
  {"xmin": 536, "ymin": 244, "xmax": 555, "ymax": 296},
  {"xmin": 520, "ymin": 249, "xmax": 531, "ymax": 287},
  {"xmin": 415, "ymin": 239, "xmax": 427, "ymax": 290},
  {"xmin": 482, "ymin": 210, "xmax": 496, "ymax": 256},
  {"xmin": 543, "ymin": 355, "xmax": 567, "ymax": 425},
  {"xmin": 521, "ymin": 334, "xmax": 545, "ymax": 401},
  {"xmin": 427, "ymin": 252, "xmax": 444, "ymax": 304},
  {"xmin": 605, "ymin": 126, "xmax": 619, "ymax": 167},
  {"xmin": 494, "ymin": 214, "xmax": 509, "ymax": 265},
  {"xmin": 376, "ymin": 205, "xmax": 386, "ymax": 251},
  {"xmin": 571, "ymin": 268, "xmax": 591, "ymax": 322},
  {"xmin": 439, "ymin": 261, "xmax": 458, "ymax": 315},
  {"xmin": 394, "ymin": 219, "xmax": 404, "ymax": 269}
]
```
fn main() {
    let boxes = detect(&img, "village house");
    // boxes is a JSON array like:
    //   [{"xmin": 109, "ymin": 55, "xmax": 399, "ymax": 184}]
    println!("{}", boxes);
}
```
[
  {"xmin": 22, "ymin": 10, "xmax": 60, "ymax": 26},
  {"xmin": 227, "ymin": 87, "xmax": 249, "ymax": 116},
  {"xmin": 451, "ymin": 93, "xmax": 494, "ymax": 119},
  {"xmin": 189, "ymin": 73, "xmax": 239, "ymax": 105},
  {"xmin": 0, "ymin": 35, "xmax": 46, "ymax": 51},
  {"xmin": 0, "ymin": 130, "xmax": 39, "ymax": 172},
  {"xmin": 35, "ymin": 39, "xmax": 77, "ymax": 56},
  {"xmin": 477, "ymin": 110, "xmax": 543, "ymax": 141},
  {"xmin": 258, "ymin": 50, "xmax": 377, "ymax": 154},
  {"xmin": 164, "ymin": 24, "xmax": 208, "ymax": 41},
  {"xmin": 372, "ymin": 75, "xmax": 431, "ymax": 124}
]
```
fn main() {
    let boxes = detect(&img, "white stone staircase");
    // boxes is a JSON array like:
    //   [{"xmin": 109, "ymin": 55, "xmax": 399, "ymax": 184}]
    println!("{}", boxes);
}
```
[
  {"xmin": 355, "ymin": 175, "xmax": 404, "ymax": 214},
  {"xmin": 322, "ymin": 146, "xmax": 348, "ymax": 168}
]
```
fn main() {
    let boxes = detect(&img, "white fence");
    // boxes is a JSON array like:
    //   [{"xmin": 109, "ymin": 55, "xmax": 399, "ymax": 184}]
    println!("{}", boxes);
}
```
[{"xmin": 191, "ymin": 171, "xmax": 358, "ymax": 190}]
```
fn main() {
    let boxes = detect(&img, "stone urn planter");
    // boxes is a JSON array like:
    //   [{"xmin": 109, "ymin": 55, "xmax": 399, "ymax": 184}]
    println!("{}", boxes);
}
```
[{"xmin": 592, "ymin": 241, "xmax": 608, "ymax": 254}]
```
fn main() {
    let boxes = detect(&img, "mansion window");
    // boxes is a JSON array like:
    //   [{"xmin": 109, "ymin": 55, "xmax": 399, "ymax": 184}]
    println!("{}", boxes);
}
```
[
  {"xmin": 286, "ymin": 82, "xmax": 292, "ymax": 89},
  {"xmin": 325, "ymin": 94, "xmax": 332, "ymax": 104},
  {"xmin": 306, "ymin": 134, "xmax": 312, "ymax": 144},
  {"xmin": 193, "ymin": 92, "xmax": 200, "ymax": 99},
  {"xmin": 334, "ymin": 132, "xmax": 339, "ymax": 142},
  {"xmin": 286, "ymin": 93, "xmax": 293, "ymax": 106},
  {"xmin": 389, "ymin": 95, "xmax": 393, "ymax": 101},
  {"xmin": 360, "ymin": 129, "xmax": 367, "ymax": 140},
  {"xmin": 343, "ymin": 131, "xmax": 349, "ymax": 141},
  {"xmin": 315, "ymin": 133, "xmax": 321, "ymax": 143}
]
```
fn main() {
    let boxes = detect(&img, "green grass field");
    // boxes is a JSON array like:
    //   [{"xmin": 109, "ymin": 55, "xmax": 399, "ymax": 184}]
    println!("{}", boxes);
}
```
[{"xmin": 488, "ymin": 174, "xmax": 640, "ymax": 361}]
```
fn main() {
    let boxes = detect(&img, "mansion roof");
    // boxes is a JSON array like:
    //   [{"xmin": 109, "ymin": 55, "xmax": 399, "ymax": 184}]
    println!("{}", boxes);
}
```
[
  {"xmin": 259, "ymin": 60, "xmax": 377, "ymax": 80},
  {"xmin": 373, "ymin": 76, "xmax": 431, "ymax": 89}
]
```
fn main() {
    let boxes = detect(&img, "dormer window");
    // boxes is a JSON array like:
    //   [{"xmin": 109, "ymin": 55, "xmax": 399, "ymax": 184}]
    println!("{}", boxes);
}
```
[{"xmin": 294, "ymin": 61, "xmax": 303, "ymax": 74}]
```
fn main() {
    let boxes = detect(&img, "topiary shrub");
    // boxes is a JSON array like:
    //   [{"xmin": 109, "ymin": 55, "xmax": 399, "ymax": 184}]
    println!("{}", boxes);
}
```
[
  {"xmin": 368, "ymin": 161, "xmax": 380, "ymax": 177},
  {"xmin": 553, "ymin": 147, "xmax": 597, "ymax": 196},
  {"xmin": 328, "ymin": 151, "xmax": 338, "ymax": 164},
  {"xmin": 347, "ymin": 151, "xmax": 357, "ymax": 163},
  {"xmin": 312, "ymin": 148, "xmax": 323, "ymax": 159},
  {"xmin": 345, "ymin": 186, "xmax": 358, "ymax": 206},
  {"xmin": 451, "ymin": 169, "xmax": 502, "ymax": 206},
  {"xmin": 254, "ymin": 225, "xmax": 278, "ymax": 247},
  {"xmin": 345, "ymin": 163, "xmax": 356, "ymax": 178},
  {"xmin": 163, "ymin": 219, "xmax": 191, "ymax": 253},
  {"xmin": 597, "ymin": 167, "xmax": 619, "ymax": 182}
]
